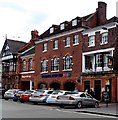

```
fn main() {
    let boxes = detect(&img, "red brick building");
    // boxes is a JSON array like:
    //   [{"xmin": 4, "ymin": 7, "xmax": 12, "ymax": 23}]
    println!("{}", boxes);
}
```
[
  {"xmin": 16, "ymin": 30, "xmax": 39, "ymax": 90},
  {"xmin": 81, "ymin": 17, "xmax": 118, "ymax": 102},
  {"xmin": 34, "ymin": 2, "xmax": 108, "ymax": 92}
]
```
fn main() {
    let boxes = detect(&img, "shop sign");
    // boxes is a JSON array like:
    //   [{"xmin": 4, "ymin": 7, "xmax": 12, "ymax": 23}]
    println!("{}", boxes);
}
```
[
  {"xmin": 22, "ymin": 75, "xmax": 31, "ymax": 78},
  {"xmin": 42, "ymin": 73, "xmax": 71, "ymax": 78},
  {"xmin": 107, "ymin": 56, "xmax": 113, "ymax": 68}
]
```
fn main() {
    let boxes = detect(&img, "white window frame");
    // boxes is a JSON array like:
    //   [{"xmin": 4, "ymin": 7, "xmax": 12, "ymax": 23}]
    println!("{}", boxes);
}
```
[
  {"xmin": 65, "ymin": 37, "xmax": 70, "ymax": 47},
  {"xmin": 60, "ymin": 23, "xmax": 65, "ymax": 30},
  {"xmin": 73, "ymin": 35, "xmax": 79, "ymax": 45},
  {"xmin": 100, "ymin": 32, "xmax": 108, "ymax": 45},
  {"xmin": 53, "ymin": 40, "xmax": 58, "ymax": 50},
  {"xmin": 43, "ymin": 43, "xmax": 47, "ymax": 52},
  {"xmin": 88, "ymin": 35, "xmax": 95, "ymax": 47},
  {"xmin": 72, "ymin": 19, "xmax": 77, "ymax": 26},
  {"xmin": 41, "ymin": 60, "xmax": 48, "ymax": 73},
  {"xmin": 51, "ymin": 58, "xmax": 59, "ymax": 72},
  {"xmin": 63, "ymin": 55, "xmax": 72, "ymax": 71}
]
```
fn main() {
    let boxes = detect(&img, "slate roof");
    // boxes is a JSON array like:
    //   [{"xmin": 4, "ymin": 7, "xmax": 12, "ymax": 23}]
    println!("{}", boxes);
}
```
[
  {"xmin": 20, "ymin": 47, "xmax": 35, "ymax": 57},
  {"xmin": 106, "ymin": 16, "xmax": 118, "ymax": 24},
  {"xmin": 2, "ymin": 39, "xmax": 26, "ymax": 55},
  {"xmin": 38, "ymin": 13, "xmax": 93, "ymax": 40}
]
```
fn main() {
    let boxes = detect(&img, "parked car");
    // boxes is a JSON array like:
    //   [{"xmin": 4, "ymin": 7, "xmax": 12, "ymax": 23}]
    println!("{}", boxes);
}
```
[
  {"xmin": 19, "ymin": 90, "xmax": 35, "ymax": 103},
  {"xmin": 56, "ymin": 92, "xmax": 100, "ymax": 108},
  {"xmin": 4, "ymin": 89, "xmax": 20, "ymax": 100},
  {"xmin": 29, "ymin": 90, "xmax": 53, "ymax": 104},
  {"xmin": 13, "ymin": 90, "xmax": 24, "ymax": 101},
  {"xmin": 46, "ymin": 90, "xmax": 78, "ymax": 104},
  {"xmin": 0, "ymin": 88, "xmax": 8, "ymax": 99}
]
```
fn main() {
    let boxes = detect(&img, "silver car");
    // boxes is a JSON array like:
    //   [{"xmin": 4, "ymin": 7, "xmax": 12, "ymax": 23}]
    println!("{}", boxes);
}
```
[
  {"xmin": 56, "ymin": 92, "xmax": 99, "ymax": 108},
  {"xmin": 29, "ymin": 90, "xmax": 53, "ymax": 104}
]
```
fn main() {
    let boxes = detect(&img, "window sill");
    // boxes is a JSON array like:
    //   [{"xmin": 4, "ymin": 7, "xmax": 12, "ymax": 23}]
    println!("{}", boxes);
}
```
[
  {"xmin": 51, "ymin": 70, "xmax": 59, "ymax": 73},
  {"xmin": 40, "ymin": 71, "xmax": 48, "ymax": 74},
  {"xmin": 63, "ymin": 69, "xmax": 72, "ymax": 72},
  {"xmin": 73, "ymin": 43, "xmax": 79, "ymax": 46}
]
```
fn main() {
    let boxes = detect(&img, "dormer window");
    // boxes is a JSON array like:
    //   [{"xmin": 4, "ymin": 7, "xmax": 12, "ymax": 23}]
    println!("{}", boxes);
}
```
[
  {"xmin": 72, "ymin": 19, "xmax": 77, "ymax": 26},
  {"xmin": 60, "ymin": 23, "xmax": 65, "ymax": 30},
  {"xmin": 50, "ymin": 27, "xmax": 54, "ymax": 34}
]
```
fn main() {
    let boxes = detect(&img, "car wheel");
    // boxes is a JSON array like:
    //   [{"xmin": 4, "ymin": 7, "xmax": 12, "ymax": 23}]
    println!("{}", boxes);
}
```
[
  {"xmin": 76, "ymin": 101, "xmax": 82, "ymax": 109},
  {"xmin": 59, "ymin": 104, "xmax": 64, "ymax": 108},
  {"xmin": 20, "ymin": 100, "xmax": 24, "ymax": 103},
  {"xmin": 95, "ymin": 102, "xmax": 99, "ymax": 108},
  {"xmin": 13, "ymin": 99, "xmax": 17, "ymax": 102},
  {"xmin": 4, "ymin": 98, "xmax": 8, "ymax": 100}
]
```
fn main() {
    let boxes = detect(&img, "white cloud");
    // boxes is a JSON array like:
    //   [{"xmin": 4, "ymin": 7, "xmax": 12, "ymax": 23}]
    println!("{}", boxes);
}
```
[{"xmin": 0, "ymin": 0, "xmax": 117, "ymax": 51}]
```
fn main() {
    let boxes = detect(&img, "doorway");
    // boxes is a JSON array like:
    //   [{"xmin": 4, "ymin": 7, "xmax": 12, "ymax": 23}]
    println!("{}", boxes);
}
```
[{"xmin": 94, "ymin": 80, "xmax": 101, "ymax": 100}]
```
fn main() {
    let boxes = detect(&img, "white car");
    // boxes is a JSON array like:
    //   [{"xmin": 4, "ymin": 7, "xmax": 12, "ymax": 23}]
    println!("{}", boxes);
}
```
[
  {"xmin": 56, "ymin": 92, "xmax": 99, "ymax": 108},
  {"xmin": 4, "ymin": 89, "xmax": 20, "ymax": 100},
  {"xmin": 46, "ymin": 90, "xmax": 78, "ymax": 104},
  {"xmin": 29, "ymin": 90, "xmax": 53, "ymax": 104}
]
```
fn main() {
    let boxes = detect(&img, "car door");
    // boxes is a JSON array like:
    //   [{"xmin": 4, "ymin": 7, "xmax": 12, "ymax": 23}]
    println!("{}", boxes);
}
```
[{"xmin": 85, "ymin": 94, "xmax": 94, "ymax": 105}]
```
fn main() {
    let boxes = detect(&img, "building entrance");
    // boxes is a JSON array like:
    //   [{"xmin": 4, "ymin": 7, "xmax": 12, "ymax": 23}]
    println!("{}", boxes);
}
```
[
  {"xmin": 94, "ymin": 80, "xmax": 101, "ymax": 100},
  {"xmin": 64, "ymin": 82, "xmax": 75, "ymax": 91},
  {"xmin": 50, "ymin": 82, "xmax": 60, "ymax": 90}
]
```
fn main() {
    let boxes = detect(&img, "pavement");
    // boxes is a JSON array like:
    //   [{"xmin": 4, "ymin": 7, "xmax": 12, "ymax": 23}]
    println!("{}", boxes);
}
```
[{"xmin": 76, "ymin": 103, "xmax": 118, "ymax": 117}]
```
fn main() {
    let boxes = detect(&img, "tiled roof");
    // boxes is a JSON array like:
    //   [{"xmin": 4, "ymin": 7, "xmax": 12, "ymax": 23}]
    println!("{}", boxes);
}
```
[{"xmin": 2, "ymin": 39, "xmax": 26, "ymax": 55}]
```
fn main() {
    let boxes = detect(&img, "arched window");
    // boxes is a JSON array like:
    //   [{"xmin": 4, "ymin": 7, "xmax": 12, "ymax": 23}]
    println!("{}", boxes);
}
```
[
  {"xmin": 63, "ymin": 55, "xmax": 72, "ymax": 70},
  {"xmin": 41, "ymin": 59, "xmax": 48, "ymax": 72},
  {"xmin": 22, "ymin": 60, "xmax": 26, "ymax": 71},
  {"xmin": 28, "ymin": 58, "xmax": 33, "ymax": 70},
  {"xmin": 51, "ymin": 57, "xmax": 59, "ymax": 71}
]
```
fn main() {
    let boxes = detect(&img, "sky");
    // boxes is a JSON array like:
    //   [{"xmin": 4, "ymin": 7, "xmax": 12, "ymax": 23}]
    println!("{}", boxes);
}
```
[{"xmin": 0, "ymin": 0, "xmax": 117, "ymax": 51}]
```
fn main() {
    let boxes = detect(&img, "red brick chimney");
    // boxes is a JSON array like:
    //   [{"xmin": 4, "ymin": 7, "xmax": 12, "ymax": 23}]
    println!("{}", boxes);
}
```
[
  {"xmin": 31, "ymin": 30, "xmax": 39, "ymax": 39},
  {"xmin": 97, "ymin": 1, "xmax": 107, "ymax": 25}
]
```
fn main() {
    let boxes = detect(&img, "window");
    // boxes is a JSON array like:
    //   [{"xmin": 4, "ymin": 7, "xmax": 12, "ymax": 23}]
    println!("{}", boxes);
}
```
[
  {"xmin": 43, "ymin": 43, "xmax": 47, "ymax": 52},
  {"xmin": 51, "ymin": 58, "xmax": 59, "ymax": 71},
  {"xmin": 72, "ymin": 19, "xmax": 77, "ymax": 26},
  {"xmin": 63, "ymin": 55, "xmax": 72, "ymax": 70},
  {"xmin": 22, "ymin": 60, "xmax": 26, "ymax": 71},
  {"xmin": 28, "ymin": 58, "xmax": 33, "ymax": 70},
  {"xmin": 50, "ymin": 27, "xmax": 54, "ymax": 34},
  {"xmin": 41, "ymin": 60, "xmax": 48, "ymax": 73},
  {"xmin": 85, "ymin": 56, "xmax": 92, "ymax": 70},
  {"xmin": 88, "ymin": 35, "xmax": 95, "ymax": 47},
  {"xmin": 101, "ymin": 32, "xmax": 108, "ymax": 44},
  {"xmin": 65, "ymin": 37, "xmax": 70, "ymax": 47},
  {"xmin": 60, "ymin": 23, "xmax": 65, "ymax": 30},
  {"xmin": 53, "ymin": 40, "xmax": 58, "ymax": 49},
  {"xmin": 73, "ymin": 35, "xmax": 79, "ymax": 45},
  {"xmin": 96, "ymin": 54, "xmax": 103, "ymax": 67}
]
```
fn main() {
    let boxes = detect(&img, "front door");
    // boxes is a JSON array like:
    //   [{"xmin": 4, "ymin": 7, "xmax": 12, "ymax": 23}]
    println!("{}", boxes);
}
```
[{"xmin": 94, "ymin": 80, "xmax": 101, "ymax": 100}]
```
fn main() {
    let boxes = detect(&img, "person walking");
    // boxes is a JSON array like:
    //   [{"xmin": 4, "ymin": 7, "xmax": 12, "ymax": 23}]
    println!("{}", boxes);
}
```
[{"xmin": 89, "ymin": 88, "xmax": 95, "ymax": 98}]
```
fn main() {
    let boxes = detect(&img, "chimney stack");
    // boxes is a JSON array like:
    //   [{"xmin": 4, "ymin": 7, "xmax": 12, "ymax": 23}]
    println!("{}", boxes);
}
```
[
  {"xmin": 97, "ymin": 1, "xmax": 107, "ymax": 25},
  {"xmin": 31, "ymin": 30, "xmax": 39, "ymax": 39}
]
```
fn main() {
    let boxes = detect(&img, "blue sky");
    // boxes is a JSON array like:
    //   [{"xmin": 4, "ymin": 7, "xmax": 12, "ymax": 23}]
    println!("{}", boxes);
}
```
[{"xmin": 0, "ymin": 0, "xmax": 117, "ymax": 51}]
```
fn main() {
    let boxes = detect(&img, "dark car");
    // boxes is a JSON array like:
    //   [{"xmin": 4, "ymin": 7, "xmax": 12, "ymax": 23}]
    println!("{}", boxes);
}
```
[
  {"xmin": 13, "ymin": 90, "xmax": 24, "ymax": 101},
  {"xmin": 0, "ymin": 88, "xmax": 8, "ymax": 99}
]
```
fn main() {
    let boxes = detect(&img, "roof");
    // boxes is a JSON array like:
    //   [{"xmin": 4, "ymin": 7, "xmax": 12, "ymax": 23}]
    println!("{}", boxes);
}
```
[
  {"xmin": 20, "ymin": 46, "xmax": 35, "ymax": 57},
  {"xmin": 38, "ymin": 13, "xmax": 94, "ymax": 40},
  {"xmin": 2, "ymin": 39, "xmax": 26, "ymax": 55},
  {"xmin": 106, "ymin": 16, "xmax": 118, "ymax": 24}
]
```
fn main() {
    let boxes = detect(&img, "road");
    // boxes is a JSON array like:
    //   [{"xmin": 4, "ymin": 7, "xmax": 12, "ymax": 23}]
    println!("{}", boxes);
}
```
[{"xmin": 0, "ymin": 99, "xmax": 116, "ymax": 118}]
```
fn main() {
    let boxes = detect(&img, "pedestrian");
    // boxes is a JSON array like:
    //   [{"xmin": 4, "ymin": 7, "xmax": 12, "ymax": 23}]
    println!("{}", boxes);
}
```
[
  {"xmin": 89, "ymin": 88, "xmax": 95, "ymax": 98},
  {"xmin": 84, "ymin": 89, "xmax": 88, "ymax": 94},
  {"xmin": 74, "ymin": 87, "xmax": 78, "ymax": 92}
]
